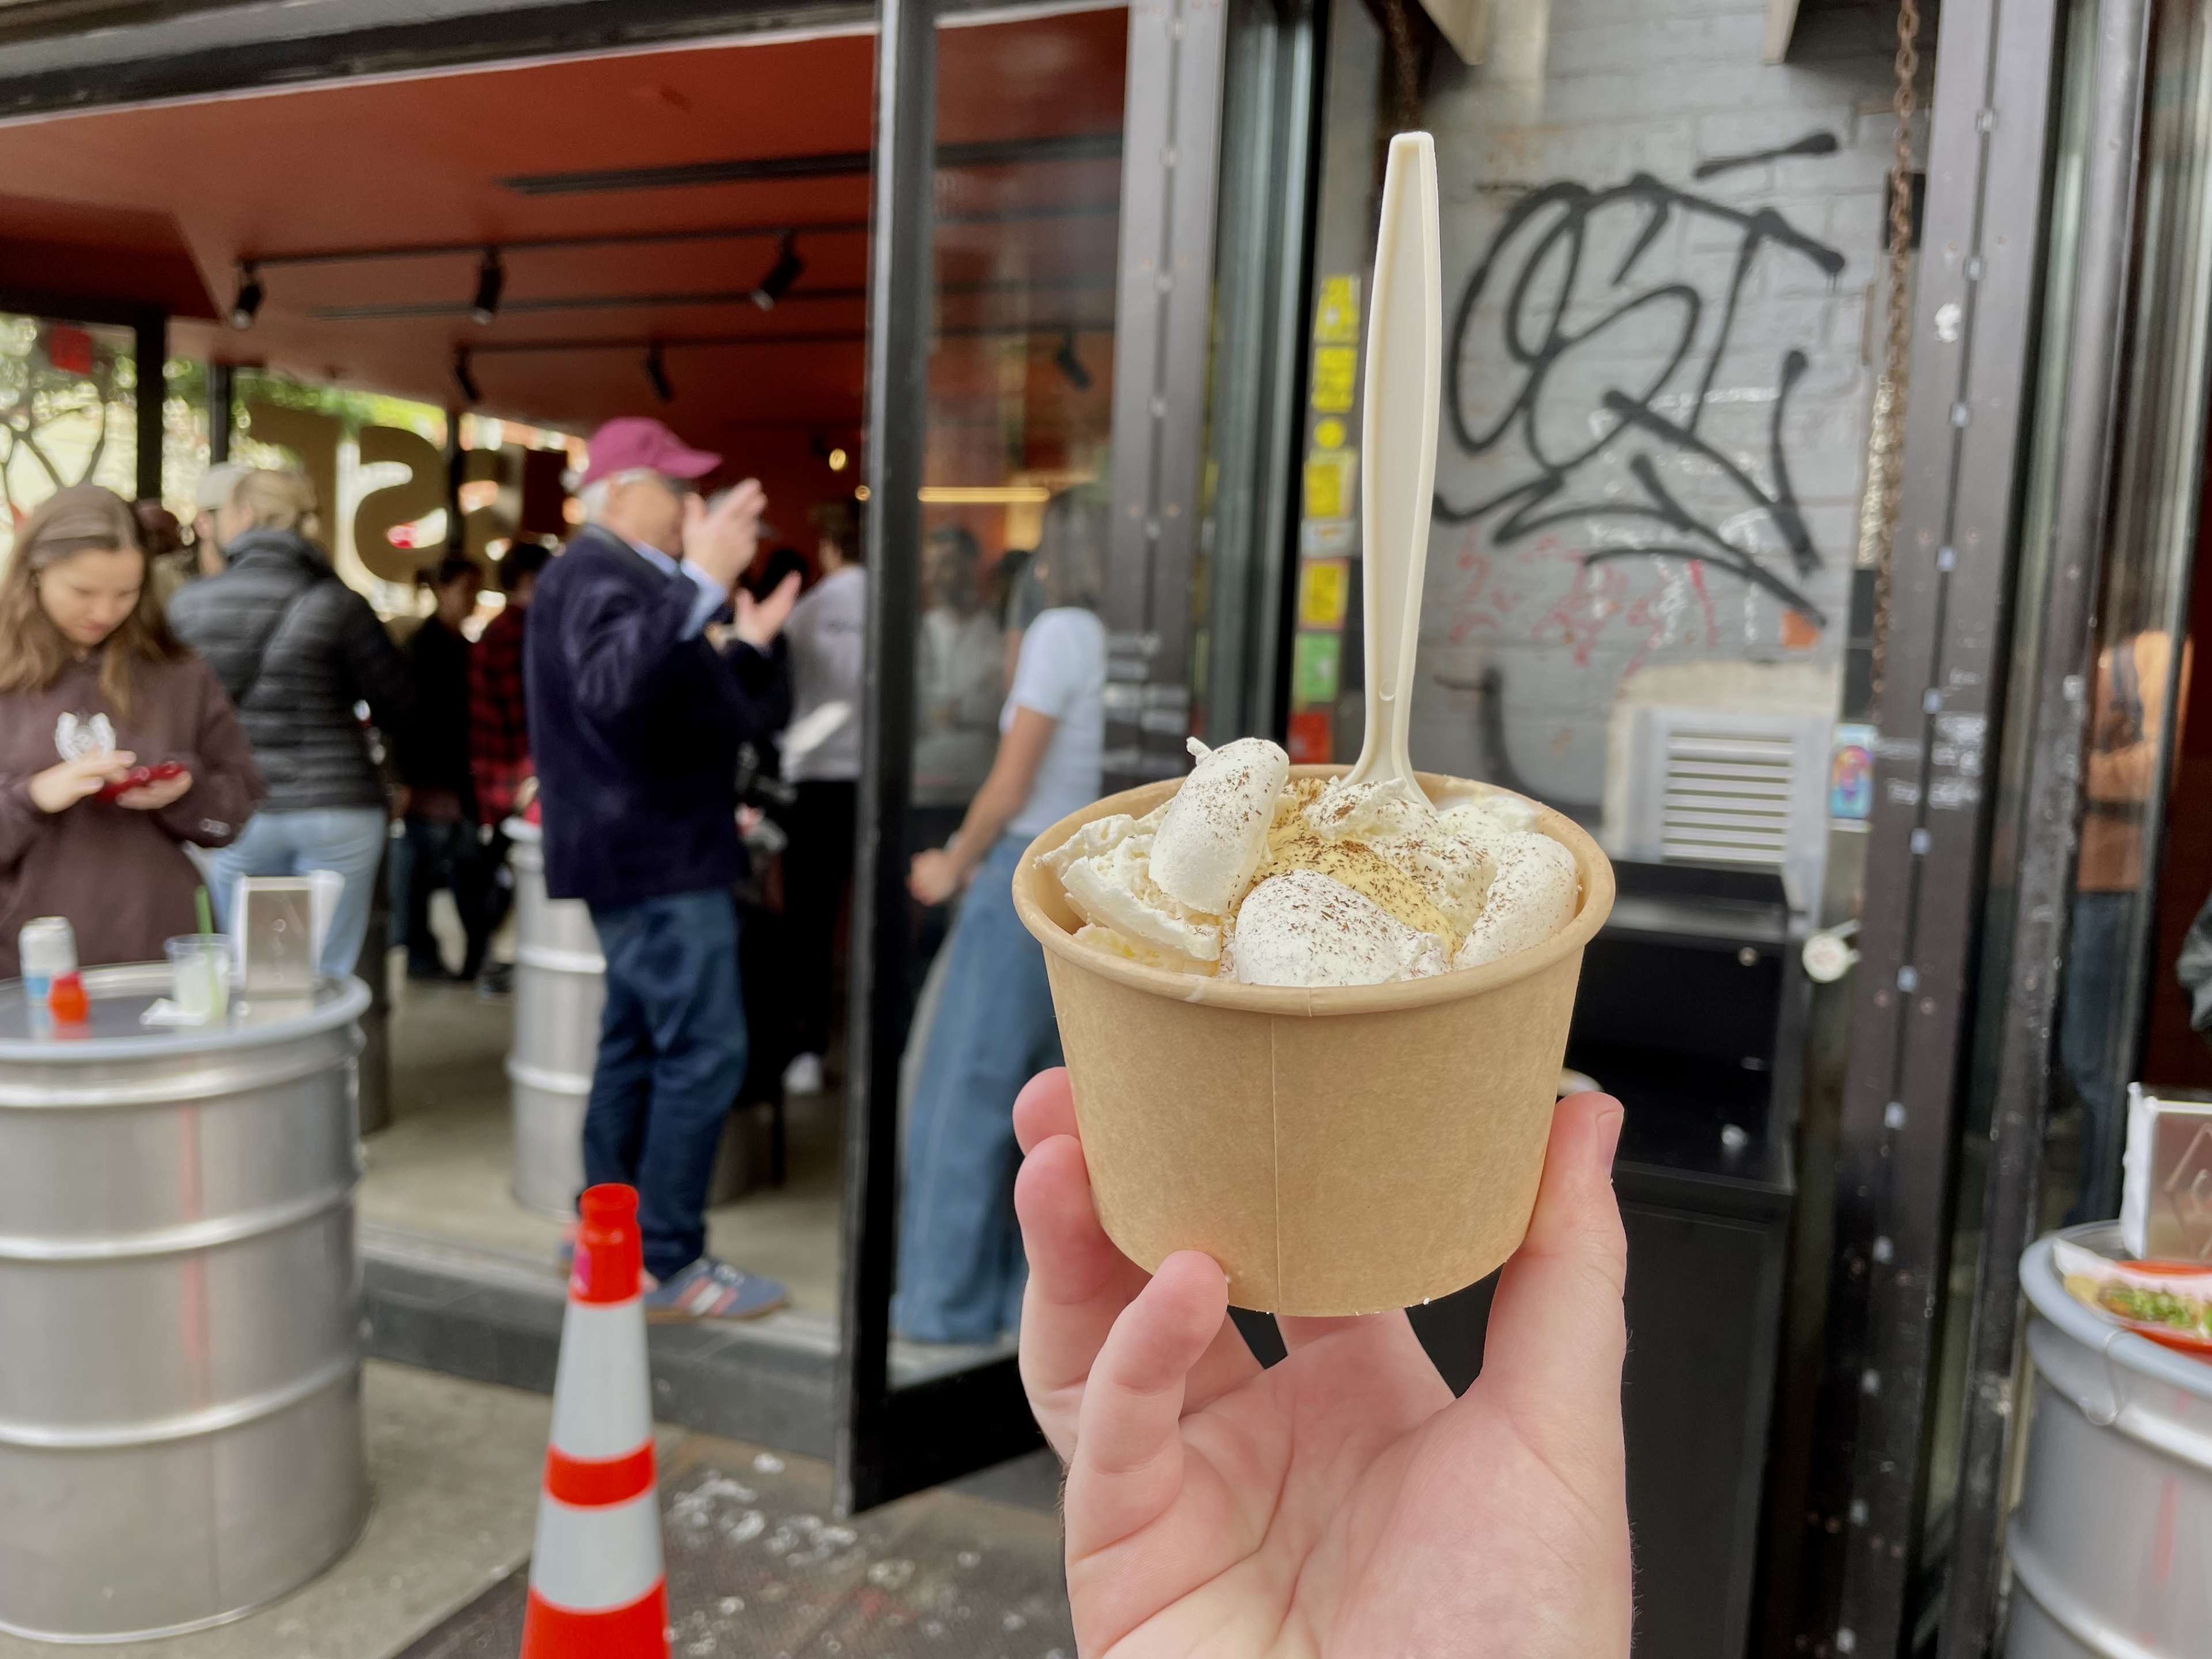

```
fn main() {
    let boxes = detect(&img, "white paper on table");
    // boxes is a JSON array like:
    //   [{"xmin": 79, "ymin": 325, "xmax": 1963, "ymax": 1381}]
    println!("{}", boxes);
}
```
[{"xmin": 141, "ymin": 998, "xmax": 210, "ymax": 1027}]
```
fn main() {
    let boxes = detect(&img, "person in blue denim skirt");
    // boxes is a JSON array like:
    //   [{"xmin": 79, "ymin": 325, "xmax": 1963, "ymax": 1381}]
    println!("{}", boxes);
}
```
[
  {"xmin": 899, "ymin": 489, "xmax": 1109, "ymax": 1343},
  {"xmin": 527, "ymin": 419, "xmax": 801, "ymax": 1321}
]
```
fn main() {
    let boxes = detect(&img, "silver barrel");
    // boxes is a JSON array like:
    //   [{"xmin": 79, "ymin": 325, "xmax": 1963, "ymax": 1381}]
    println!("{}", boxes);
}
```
[
  {"xmin": 506, "ymin": 821, "xmax": 602, "ymax": 1218},
  {"xmin": 0, "ymin": 965, "xmax": 372, "ymax": 1643},
  {"xmin": 2005, "ymin": 1226, "xmax": 2212, "ymax": 1658}
]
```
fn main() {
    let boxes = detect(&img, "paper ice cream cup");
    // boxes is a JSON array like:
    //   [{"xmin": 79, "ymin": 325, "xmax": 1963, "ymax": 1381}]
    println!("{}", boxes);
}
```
[{"xmin": 1013, "ymin": 764, "xmax": 1616, "ymax": 1316}]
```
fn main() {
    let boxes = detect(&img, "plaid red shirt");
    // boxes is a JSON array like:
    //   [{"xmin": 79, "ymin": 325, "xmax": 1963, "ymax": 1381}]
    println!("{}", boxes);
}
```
[{"xmin": 469, "ymin": 605, "xmax": 532, "ymax": 824}]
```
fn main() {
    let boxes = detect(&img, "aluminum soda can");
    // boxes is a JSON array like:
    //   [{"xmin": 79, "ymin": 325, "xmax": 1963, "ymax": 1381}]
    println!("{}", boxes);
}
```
[{"xmin": 18, "ymin": 916, "xmax": 77, "ymax": 1007}]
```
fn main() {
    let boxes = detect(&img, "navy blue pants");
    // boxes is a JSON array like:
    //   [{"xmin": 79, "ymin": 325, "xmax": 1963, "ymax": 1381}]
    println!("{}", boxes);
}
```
[{"xmin": 584, "ymin": 889, "xmax": 747, "ymax": 1280}]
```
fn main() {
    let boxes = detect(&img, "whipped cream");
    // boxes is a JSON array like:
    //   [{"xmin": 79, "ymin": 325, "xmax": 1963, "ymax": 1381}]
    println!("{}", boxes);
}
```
[
  {"xmin": 1150, "ymin": 737, "xmax": 1289, "ymax": 914},
  {"xmin": 1455, "ymin": 831, "xmax": 1580, "ymax": 969},
  {"xmin": 1058, "ymin": 832, "xmax": 1222, "ymax": 964},
  {"xmin": 1226, "ymin": 869, "xmax": 1451, "ymax": 987}
]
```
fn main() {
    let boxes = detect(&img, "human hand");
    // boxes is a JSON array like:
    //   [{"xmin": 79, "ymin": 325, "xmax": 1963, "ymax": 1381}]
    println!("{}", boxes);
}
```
[
  {"xmin": 115, "ymin": 768, "xmax": 194, "ymax": 810},
  {"xmin": 734, "ymin": 569, "xmax": 802, "ymax": 650},
  {"xmin": 1014, "ymin": 1071, "xmax": 1632, "ymax": 1659},
  {"xmin": 681, "ymin": 479, "xmax": 768, "ymax": 593},
  {"xmin": 29, "ymin": 751, "xmax": 135, "ymax": 814},
  {"xmin": 908, "ymin": 847, "xmax": 964, "ymax": 906}
]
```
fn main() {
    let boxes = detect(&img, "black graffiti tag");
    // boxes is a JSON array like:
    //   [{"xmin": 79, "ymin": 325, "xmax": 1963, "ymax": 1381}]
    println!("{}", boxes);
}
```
[{"xmin": 1435, "ymin": 150, "xmax": 1847, "ymax": 623}]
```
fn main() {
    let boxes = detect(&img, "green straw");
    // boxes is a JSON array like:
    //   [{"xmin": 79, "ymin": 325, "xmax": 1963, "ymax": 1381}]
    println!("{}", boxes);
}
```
[{"xmin": 195, "ymin": 886, "xmax": 214, "ymax": 937}]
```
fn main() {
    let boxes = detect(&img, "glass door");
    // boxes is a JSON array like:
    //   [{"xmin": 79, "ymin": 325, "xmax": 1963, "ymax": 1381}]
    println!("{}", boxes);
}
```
[{"xmin": 835, "ymin": 0, "xmax": 1316, "ymax": 1510}]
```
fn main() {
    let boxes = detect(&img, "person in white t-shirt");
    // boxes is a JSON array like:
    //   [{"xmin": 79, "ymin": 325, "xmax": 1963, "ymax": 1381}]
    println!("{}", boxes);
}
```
[
  {"xmin": 777, "ymin": 503, "xmax": 866, "ymax": 1098},
  {"xmin": 898, "ymin": 489, "xmax": 1108, "ymax": 1343},
  {"xmin": 913, "ymin": 525, "xmax": 1005, "ymax": 836}
]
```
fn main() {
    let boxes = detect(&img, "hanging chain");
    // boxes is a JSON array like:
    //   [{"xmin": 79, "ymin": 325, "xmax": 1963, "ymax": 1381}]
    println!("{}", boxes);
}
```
[{"xmin": 1870, "ymin": 0, "xmax": 1921, "ymax": 709}]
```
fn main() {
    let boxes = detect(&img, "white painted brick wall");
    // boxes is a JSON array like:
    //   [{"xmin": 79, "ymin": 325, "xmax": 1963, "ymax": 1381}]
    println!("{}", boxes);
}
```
[{"xmin": 1406, "ymin": 0, "xmax": 1915, "ymax": 813}]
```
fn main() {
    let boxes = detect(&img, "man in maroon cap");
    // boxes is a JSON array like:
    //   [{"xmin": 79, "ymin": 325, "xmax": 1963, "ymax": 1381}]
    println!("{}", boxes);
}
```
[{"xmin": 526, "ymin": 417, "xmax": 802, "ymax": 1319}]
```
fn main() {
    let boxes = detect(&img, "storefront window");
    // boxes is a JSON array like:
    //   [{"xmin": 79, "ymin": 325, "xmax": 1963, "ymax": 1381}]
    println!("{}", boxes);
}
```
[
  {"xmin": 0, "ymin": 313, "xmax": 138, "ymax": 561},
  {"xmin": 1295, "ymin": 0, "xmax": 1902, "ymax": 919},
  {"xmin": 885, "ymin": 1, "xmax": 1127, "ymax": 1360},
  {"xmin": 1283, "ymin": 7, "xmax": 1925, "ymax": 1651}
]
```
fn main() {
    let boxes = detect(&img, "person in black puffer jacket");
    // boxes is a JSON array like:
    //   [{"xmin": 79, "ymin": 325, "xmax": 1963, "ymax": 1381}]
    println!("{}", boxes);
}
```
[{"xmin": 169, "ymin": 468, "xmax": 411, "ymax": 978}]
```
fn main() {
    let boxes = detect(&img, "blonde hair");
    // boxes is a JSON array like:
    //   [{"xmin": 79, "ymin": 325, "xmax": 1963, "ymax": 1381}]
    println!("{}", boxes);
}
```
[
  {"xmin": 1033, "ymin": 487, "xmax": 1109, "ymax": 611},
  {"xmin": 228, "ymin": 468, "xmax": 321, "ymax": 539}
]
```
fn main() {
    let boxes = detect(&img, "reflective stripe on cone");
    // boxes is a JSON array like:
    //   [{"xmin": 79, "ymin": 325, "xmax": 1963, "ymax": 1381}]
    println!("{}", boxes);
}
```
[{"xmin": 527, "ymin": 1490, "xmax": 665, "ymax": 1611}]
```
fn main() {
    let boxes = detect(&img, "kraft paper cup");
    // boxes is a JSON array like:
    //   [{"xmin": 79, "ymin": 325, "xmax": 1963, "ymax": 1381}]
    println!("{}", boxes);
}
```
[{"xmin": 1013, "ymin": 764, "xmax": 1616, "ymax": 1316}]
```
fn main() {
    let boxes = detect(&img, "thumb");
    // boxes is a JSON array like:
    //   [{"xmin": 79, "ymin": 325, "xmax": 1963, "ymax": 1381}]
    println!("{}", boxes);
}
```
[
  {"xmin": 683, "ymin": 493, "xmax": 707, "ymax": 537},
  {"xmin": 1474, "ymin": 1093, "xmax": 1627, "ymax": 1435}
]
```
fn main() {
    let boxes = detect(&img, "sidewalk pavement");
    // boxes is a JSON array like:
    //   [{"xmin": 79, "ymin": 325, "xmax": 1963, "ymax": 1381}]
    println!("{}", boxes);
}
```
[
  {"xmin": 401, "ymin": 1431, "xmax": 1075, "ymax": 1659},
  {"xmin": 0, "ymin": 1362, "xmax": 552, "ymax": 1659},
  {"xmin": 0, "ymin": 1359, "xmax": 1073, "ymax": 1659}
]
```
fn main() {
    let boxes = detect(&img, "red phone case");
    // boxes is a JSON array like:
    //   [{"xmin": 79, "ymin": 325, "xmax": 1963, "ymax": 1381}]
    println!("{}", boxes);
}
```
[{"xmin": 94, "ymin": 760, "xmax": 184, "ymax": 802}]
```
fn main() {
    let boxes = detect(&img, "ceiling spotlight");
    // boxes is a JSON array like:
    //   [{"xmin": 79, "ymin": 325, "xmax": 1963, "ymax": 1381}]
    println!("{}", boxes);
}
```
[
  {"xmin": 1052, "ymin": 328, "xmax": 1092, "ymax": 391},
  {"xmin": 228, "ymin": 263, "xmax": 264, "ymax": 331},
  {"xmin": 471, "ymin": 248, "xmax": 505, "ymax": 325},
  {"xmin": 750, "ymin": 233, "xmax": 804, "ymax": 311},
  {"xmin": 452, "ymin": 346, "xmax": 482, "ymax": 405},
  {"xmin": 828, "ymin": 447, "xmax": 849, "ymax": 472},
  {"xmin": 644, "ymin": 342, "xmax": 675, "ymax": 404}
]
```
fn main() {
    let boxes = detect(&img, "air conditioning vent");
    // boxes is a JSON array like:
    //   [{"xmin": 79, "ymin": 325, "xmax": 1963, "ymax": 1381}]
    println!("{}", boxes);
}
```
[
  {"xmin": 1610, "ymin": 706, "xmax": 1835, "ymax": 912},
  {"xmin": 1660, "ymin": 733, "xmax": 1797, "ymax": 869}
]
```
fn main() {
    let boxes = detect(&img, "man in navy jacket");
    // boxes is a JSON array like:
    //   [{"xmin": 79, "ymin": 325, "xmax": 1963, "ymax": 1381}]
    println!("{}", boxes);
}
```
[{"xmin": 527, "ymin": 418, "xmax": 802, "ymax": 1319}]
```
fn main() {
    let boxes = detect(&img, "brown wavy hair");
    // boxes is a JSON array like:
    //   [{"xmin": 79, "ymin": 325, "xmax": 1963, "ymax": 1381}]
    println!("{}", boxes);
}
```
[{"xmin": 0, "ymin": 483, "xmax": 185, "ymax": 715}]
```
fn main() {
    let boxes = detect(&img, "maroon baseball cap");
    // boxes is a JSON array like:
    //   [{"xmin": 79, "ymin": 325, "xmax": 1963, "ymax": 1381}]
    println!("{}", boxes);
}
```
[{"xmin": 578, "ymin": 418, "xmax": 722, "ymax": 490}]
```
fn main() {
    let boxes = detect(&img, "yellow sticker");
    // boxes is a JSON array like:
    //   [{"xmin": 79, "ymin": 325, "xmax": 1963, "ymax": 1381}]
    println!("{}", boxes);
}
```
[
  {"xmin": 1299, "ymin": 559, "xmax": 1350, "ymax": 628},
  {"xmin": 1303, "ymin": 450, "xmax": 1355, "ymax": 521},
  {"xmin": 1313, "ymin": 275, "xmax": 1361, "ymax": 344},
  {"xmin": 1313, "ymin": 416, "xmax": 1347, "ymax": 450},
  {"xmin": 1310, "ymin": 345, "xmax": 1358, "ymax": 413}
]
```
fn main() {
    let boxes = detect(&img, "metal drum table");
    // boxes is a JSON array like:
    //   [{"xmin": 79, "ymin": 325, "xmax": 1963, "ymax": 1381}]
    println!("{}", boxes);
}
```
[
  {"xmin": 2005, "ymin": 1225, "xmax": 2212, "ymax": 1658},
  {"xmin": 505, "ymin": 819, "xmax": 605, "ymax": 1218},
  {"xmin": 0, "ymin": 965, "xmax": 372, "ymax": 1643}
]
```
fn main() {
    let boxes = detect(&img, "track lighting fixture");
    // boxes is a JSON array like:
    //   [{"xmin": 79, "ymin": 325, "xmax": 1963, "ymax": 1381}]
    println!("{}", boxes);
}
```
[
  {"xmin": 1052, "ymin": 328, "xmax": 1091, "ymax": 391},
  {"xmin": 453, "ymin": 346, "xmax": 482, "ymax": 405},
  {"xmin": 471, "ymin": 248, "xmax": 505, "ymax": 325},
  {"xmin": 750, "ymin": 233, "xmax": 804, "ymax": 311},
  {"xmin": 229, "ymin": 263, "xmax": 264, "ymax": 331},
  {"xmin": 645, "ymin": 341, "xmax": 674, "ymax": 404}
]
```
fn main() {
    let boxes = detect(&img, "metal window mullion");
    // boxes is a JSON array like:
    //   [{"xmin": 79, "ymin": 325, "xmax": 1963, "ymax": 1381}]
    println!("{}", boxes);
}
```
[
  {"xmin": 1937, "ymin": 0, "xmax": 2154, "ymax": 1648},
  {"xmin": 1105, "ymin": 0, "xmax": 1229, "ymax": 791},
  {"xmin": 1150, "ymin": 0, "xmax": 1228, "ymax": 743},
  {"xmin": 133, "ymin": 310, "xmax": 164, "ymax": 503},
  {"xmin": 1105, "ymin": 3, "xmax": 1177, "ymax": 786},
  {"xmin": 1806, "ymin": 0, "xmax": 2066, "ymax": 1650}
]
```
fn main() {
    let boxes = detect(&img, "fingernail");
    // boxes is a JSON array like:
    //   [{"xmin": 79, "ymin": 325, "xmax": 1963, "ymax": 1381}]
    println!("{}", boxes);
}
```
[{"xmin": 1591, "ymin": 1104, "xmax": 1624, "ymax": 1173}]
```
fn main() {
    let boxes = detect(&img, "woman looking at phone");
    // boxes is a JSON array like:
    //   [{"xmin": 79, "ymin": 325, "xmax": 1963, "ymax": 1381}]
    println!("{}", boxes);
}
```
[{"xmin": 0, "ymin": 485, "xmax": 263, "ymax": 979}]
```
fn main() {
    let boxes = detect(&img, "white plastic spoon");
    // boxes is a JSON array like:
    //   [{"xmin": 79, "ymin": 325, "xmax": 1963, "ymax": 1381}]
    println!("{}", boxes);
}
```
[{"xmin": 1344, "ymin": 130, "xmax": 1443, "ymax": 809}]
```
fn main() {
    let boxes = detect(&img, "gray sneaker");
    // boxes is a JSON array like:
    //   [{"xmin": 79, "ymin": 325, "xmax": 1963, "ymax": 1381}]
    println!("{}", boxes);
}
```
[{"xmin": 643, "ymin": 1256, "xmax": 787, "ymax": 1322}]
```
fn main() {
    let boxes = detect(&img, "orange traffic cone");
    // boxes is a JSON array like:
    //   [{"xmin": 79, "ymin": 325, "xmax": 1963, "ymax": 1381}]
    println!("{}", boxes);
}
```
[{"xmin": 520, "ymin": 1185, "xmax": 670, "ymax": 1658}]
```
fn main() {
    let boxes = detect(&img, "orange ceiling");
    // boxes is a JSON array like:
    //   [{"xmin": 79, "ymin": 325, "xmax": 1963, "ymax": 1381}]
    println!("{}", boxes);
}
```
[{"xmin": 0, "ymin": 9, "xmax": 1128, "ymax": 448}]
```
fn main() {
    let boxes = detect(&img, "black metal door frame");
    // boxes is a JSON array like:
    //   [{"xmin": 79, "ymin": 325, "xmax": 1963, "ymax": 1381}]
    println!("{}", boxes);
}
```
[{"xmin": 834, "ymin": 0, "xmax": 1292, "ymax": 1513}]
